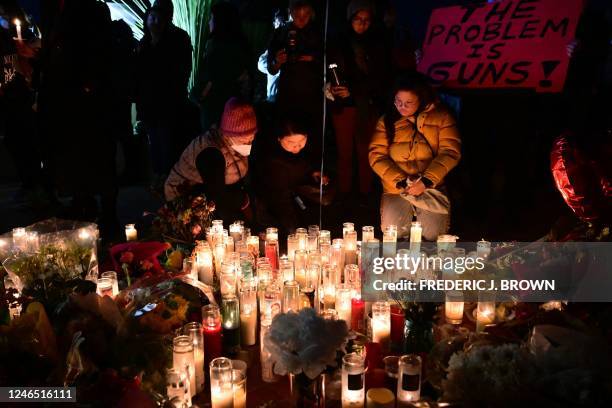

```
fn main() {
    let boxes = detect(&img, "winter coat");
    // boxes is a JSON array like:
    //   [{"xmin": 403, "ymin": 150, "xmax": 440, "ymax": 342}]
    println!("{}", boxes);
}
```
[{"xmin": 369, "ymin": 103, "xmax": 461, "ymax": 194}]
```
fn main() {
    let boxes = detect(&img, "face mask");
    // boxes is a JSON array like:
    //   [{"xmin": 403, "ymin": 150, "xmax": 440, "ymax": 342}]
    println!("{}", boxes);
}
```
[{"xmin": 231, "ymin": 144, "xmax": 252, "ymax": 157}]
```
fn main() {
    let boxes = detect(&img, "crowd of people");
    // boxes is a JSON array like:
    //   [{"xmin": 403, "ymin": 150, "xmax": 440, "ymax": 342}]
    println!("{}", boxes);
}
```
[{"xmin": 1, "ymin": 0, "xmax": 610, "ymax": 241}]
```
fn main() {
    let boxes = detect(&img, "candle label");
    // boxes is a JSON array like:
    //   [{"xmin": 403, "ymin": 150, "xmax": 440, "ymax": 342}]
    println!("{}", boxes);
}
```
[
  {"xmin": 401, "ymin": 373, "xmax": 420, "ymax": 391},
  {"xmin": 347, "ymin": 374, "xmax": 363, "ymax": 391}
]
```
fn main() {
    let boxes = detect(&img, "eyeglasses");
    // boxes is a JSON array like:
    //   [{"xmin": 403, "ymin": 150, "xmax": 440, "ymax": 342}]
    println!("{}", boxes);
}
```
[
  {"xmin": 394, "ymin": 99, "xmax": 418, "ymax": 109},
  {"xmin": 352, "ymin": 17, "xmax": 371, "ymax": 24}
]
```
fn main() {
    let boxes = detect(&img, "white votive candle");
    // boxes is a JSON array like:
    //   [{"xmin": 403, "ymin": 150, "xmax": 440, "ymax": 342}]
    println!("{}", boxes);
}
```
[{"xmin": 125, "ymin": 224, "xmax": 137, "ymax": 241}]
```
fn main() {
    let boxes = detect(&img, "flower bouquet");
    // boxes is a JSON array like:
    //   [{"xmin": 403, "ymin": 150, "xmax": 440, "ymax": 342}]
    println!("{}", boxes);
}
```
[
  {"xmin": 109, "ymin": 241, "xmax": 173, "ymax": 286},
  {"xmin": 149, "ymin": 192, "xmax": 215, "ymax": 245}
]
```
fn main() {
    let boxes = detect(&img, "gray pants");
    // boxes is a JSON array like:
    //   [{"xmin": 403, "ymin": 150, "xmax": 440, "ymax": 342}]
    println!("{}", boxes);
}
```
[{"xmin": 380, "ymin": 193, "xmax": 450, "ymax": 241}]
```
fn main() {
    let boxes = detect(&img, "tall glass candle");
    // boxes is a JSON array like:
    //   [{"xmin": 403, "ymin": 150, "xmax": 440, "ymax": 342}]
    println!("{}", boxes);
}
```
[
  {"xmin": 229, "ymin": 222, "xmax": 244, "ymax": 244},
  {"xmin": 296, "ymin": 229, "xmax": 308, "ymax": 251},
  {"xmin": 239, "ymin": 252, "xmax": 254, "ymax": 279},
  {"xmin": 166, "ymin": 367, "xmax": 191, "ymax": 407},
  {"xmin": 371, "ymin": 302, "xmax": 391, "ymax": 350},
  {"xmin": 196, "ymin": 243, "xmax": 214, "ymax": 286},
  {"xmin": 397, "ymin": 355, "xmax": 421, "ymax": 404},
  {"xmin": 220, "ymin": 262, "xmax": 237, "ymax": 299},
  {"xmin": 307, "ymin": 229, "xmax": 319, "ymax": 252},
  {"xmin": 124, "ymin": 224, "xmax": 137, "ymax": 241},
  {"xmin": 282, "ymin": 279, "xmax": 300, "ymax": 313},
  {"xmin": 351, "ymin": 298, "xmax": 365, "ymax": 333},
  {"xmin": 222, "ymin": 297, "xmax": 240, "ymax": 355},
  {"xmin": 211, "ymin": 220, "xmax": 224, "ymax": 233},
  {"xmin": 183, "ymin": 322, "xmax": 205, "ymax": 394},
  {"xmin": 344, "ymin": 264, "xmax": 361, "ymax": 297},
  {"xmin": 409, "ymin": 221, "xmax": 422, "ymax": 254},
  {"xmin": 300, "ymin": 264, "xmax": 319, "ymax": 309},
  {"xmin": 287, "ymin": 234, "xmax": 298, "ymax": 261},
  {"xmin": 247, "ymin": 235, "xmax": 260, "ymax": 258},
  {"xmin": 361, "ymin": 226, "xmax": 375, "ymax": 243},
  {"xmin": 343, "ymin": 222, "xmax": 355, "ymax": 239},
  {"xmin": 173, "ymin": 335, "xmax": 196, "ymax": 400},
  {"xmin": 239, "ymin": 284, "xmax": 257, "ymax": 346},
  {"xmin": 331, "ymin": 239, "xmax": 345, "ymax": 277},
  {"xmin": 214, "ymin": 242, "xmax": 226, "ymax": 279},
  {"xmin": 293, "ymin": 249, "xmax": 307, "ymax": 287},
  {"xmin": 210, "ymin": 357, "xmax": 233, "ymax": 408},
  {"xmin": 319, "ymin": 230, "xmax": 331, "ymax": 245},
  {"xmin": 382, "ymin": 225, "xmax": 397, "ymax": 259},
  {"xmin": 336, "ymin": 283, "xmax": 352, "ymax": 323},
  {"xmin": 232, "ymin": 369, "xmax": 247, "ymax": 408},
  {"xmin": 265, "ymin": 227, "xmax": 278, "ymax": 242},
  {"xmin": 264, "ymin": 239, "xmax": 279, "ymax": 272},
  {"xmin": 260, "ymin": 319, "xmax": 278, "ymax": 383},
  {"xmin": 344, "ymin": 231, "xmax": 358, "ymax": 266},
  {"xmin": 279, "ymin": 256, "xmax": 294, "ymax": 283},
  {"xmin": 202, "ymin": 305, "xmax": 223, "ymax": 365},
  {"xmin": 445, "ymin": 291, "xmax": 464, "ymax": 324},
  {"xmin": 263, "ymin": 282, "xmax": 282, "ymax": 321},
  {"xmin": 342, "ymin": 353, "xmax": 365, "ymax": 408}
]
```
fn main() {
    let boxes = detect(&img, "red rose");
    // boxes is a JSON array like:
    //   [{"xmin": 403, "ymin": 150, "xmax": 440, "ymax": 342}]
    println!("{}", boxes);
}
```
[{"xmin": 120, "ymin": 251, "xmax": 134, "ymax": 264}]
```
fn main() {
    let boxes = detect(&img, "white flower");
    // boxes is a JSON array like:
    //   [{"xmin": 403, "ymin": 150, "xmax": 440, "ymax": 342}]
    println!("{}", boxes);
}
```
[{"xmin": 264, "ymin": 308, "xmax": 349, "ymax": 379}]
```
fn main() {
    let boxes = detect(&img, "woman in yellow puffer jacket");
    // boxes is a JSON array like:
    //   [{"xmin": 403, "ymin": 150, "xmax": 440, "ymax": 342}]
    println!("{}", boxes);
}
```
[{"xmin": 369, "ymin": 75, "xmax": 461, "ymax": 240}]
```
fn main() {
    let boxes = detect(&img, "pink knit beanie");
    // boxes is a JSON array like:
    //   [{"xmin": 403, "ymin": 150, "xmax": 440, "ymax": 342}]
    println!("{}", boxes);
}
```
[{"xmin": 220, "ymin": 97, "xmax": 257, "ymax": 139}]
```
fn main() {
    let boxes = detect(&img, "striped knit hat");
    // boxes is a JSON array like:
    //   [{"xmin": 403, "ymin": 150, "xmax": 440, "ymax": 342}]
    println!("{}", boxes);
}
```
[{"xmin": 220, "ymin": 97, "xmax": 258, "ymax": 139}]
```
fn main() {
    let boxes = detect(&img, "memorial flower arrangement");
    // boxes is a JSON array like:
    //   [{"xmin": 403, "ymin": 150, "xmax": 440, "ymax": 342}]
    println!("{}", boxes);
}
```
[
  {"xmin": 265, "ymin": 308, "xmax": 350, "ymax": 379},
  {"xmin": 150, "ymin": 192, "xmax": 215, "ymax": 244}
]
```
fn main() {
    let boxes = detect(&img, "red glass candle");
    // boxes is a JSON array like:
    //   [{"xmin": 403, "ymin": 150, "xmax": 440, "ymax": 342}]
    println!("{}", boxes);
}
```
[
  {"xmin": 202, "ymin": 305, "xmax": 222, "ymax": 366},
  {"xmin": 264, "ymin": 239, "xmax": 279, "ymax": 271},
  {"xmin": 390, "ymin": 305, "xmax": 405, "ymax": 346},
  {"xmin": 351, "ymin": 298, "xmax": 365, "ymax": 332}
]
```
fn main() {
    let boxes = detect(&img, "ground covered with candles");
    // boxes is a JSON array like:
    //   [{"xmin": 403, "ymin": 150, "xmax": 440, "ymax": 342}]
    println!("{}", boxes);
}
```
[{"xmin": 1, "ymin": 214, "xmax": 611, "ymax": 407}]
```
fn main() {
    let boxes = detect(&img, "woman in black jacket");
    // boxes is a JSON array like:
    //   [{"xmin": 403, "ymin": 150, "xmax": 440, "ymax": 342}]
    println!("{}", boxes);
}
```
[{"xmin": 254, "ymin": 115, "xmax": 328, "ymax": 235}]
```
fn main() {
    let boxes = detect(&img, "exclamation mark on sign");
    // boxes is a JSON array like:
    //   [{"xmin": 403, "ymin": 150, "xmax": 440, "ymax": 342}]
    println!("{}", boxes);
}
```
[{"xmin": 539, "ymin": 60, "xmax": 561, "ymax": 88}]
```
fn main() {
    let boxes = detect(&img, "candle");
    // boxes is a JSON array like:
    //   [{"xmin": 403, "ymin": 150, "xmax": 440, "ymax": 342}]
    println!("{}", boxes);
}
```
[
  {"xmin": 264, "ymin": 239, "xmax": 279, "ymax": 271},
  {"xmin": 296, "ymin": 228, "xmax": 308, "ymax": 251},
  {"xmin": 382, "ymin": 226, "xmax": 397, "ymax": 259},
  {"xmin": 409, "ymin": 221, "xmax": 422, "ymax": 254},
  {"xmin": 245, "ymin": 236, "xmax": 259, "ymax": 260},
  {"xmin": 287, "ymin": 234, "xmax": 298, "ymax": 261},
  {"xmin": 321, "ymin": 264, "xmax": 337, "ymax": 310},
  {"xmin": 397, "ymin": 355, "xmax": 421, "ymax": 404},
  {"xmin": 202, "ymin": 305, "xmax": 223, "ymax": 365},
  {"xmin": 232, "ymin": 369, "xmax": 247, "ymax": 408},
  {"xmin": 476, "ymin": 290, "xmax": 496, "ymax": 332},
  {"xmin": 331, "ymin": 239, "xmax": 345, "ymax": 276},
  {"xmin": 220, "ymin": 262, "xmax": 237, "ymax": 299},
  {"xmin": 344, "ymin": 231, "xmax": 358, "ymax": 265},
  {"xmin": 293, "ymin": 249, "xmax": 307, "ymax": 285},
  {"xmin": 371, "ymin": 302, "xmax": 390, "ymax": 350},
  {"xmin": 96, "ymin": 277, "xmax": 114, "ymax": 298},
  {"xmin": 239, "ymin": 284, "xmax": 257, "ymax": 346},
  {"xmin": 344, "ymin": 264, "xmax": 360, "ymax": 297},
  {"xmin": 124, "ymin": 224, "xmax": 137, "ymax": 241},
  {"xmin": 239, "ymin": 252, "xmax": 254, "ymax": 279},
  {"xmin": 437, "ymin": 234, "xmax": 457, "ymax": 254},
  {"xmin": 282, "ymin": 280, "xmax": 300, "ymax": 313},
  {"xmin": 166, "ymin": 368, "xmax": 191, "ymax": 407},
  {"xmin": 336, "ymin": 283, "xmax": 352, "ymax": 323},
  {"xmin": 211, "ymin": 220, "xmax": 224, "ymax": 233},
  {"xmin": 477, "ymin": 239, "xmax": 491, "ymax": 259},
  {"xmin": 222, "ymin": 297, "xmax": 241, "ymax": 355},
  {"xmin": 390, "ymin": 305, "xmax": 405, "ymax": 347},
  {"xmin": 300, "ymin": 264, "xmax": 318, "ymax": 309},
  {"xmin": 351, "ymin": 298, "xmax": 365, "ymax": 332},
  {"xmin": 263, "ymin": 282, "xmax": 281, "ymax": 321},
  {"xmin": 173, "ymin": 335, "xmax": 196, "ymax": 401},
  {"xmin": 321, "ymin": 309, "xmax": 338, "ymax": 320},
  {"xmin": 265, "ymin": 227, "xmax": 278, "ymax": 242},
  {"xmin": 342, "ymin": 222, "xmax": 355, "ymax": 239},
  {"xmin": 342, "ymin": 353, "xmax": 365, "ymax": 408},
  {"xmin": 260, "ymin": 319, "xmax": 278, "ymax": 382},
  {"xmin": 100, "ymin": 271, "xmax": 119, "ymax": 298},
  {"xmin": 14, "ymin": 19, "xmax": 22, "ymax": 41},
  {"xmin": 361, "ymin": 226, "xmax": 375, "ymax": 243},
  {"xmin": 195, "ymin": 244, "xmax": 214, "ymax": 286},
  {"xmin": 229, "ymin": 222, "xmax": 244, "ymax": 244},
  {"xmin": 307, "ymin": 228, "xmax": 319, "ymax": 252},
  {"xmin": 445, "ymin": 291, "xmax": 464, "ymax": 324},
  {"xmin": 366, "ymin": 388, "xmax": 395, "ymax": 408},
  {"xmin": 184, "ymin": 322, "xmax": 205, "ymax": 394},
  {"xmin": 279, "ymin": 256, "xmax": 294, "ymax": 283},
  {"xmin": 210, "ymin": 357, "xmax": 233, "ymax": 408}
]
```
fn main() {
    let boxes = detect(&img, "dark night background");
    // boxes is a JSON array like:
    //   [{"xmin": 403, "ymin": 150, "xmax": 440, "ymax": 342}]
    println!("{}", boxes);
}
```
[{"xmin": 0, "ymin": 0, "xmax": 610, "ymax": 241}]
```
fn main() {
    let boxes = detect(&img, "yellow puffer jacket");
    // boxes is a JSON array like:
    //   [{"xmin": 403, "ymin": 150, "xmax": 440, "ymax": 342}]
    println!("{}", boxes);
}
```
[{"xmin": 369, "ymin": 103, "xmax": 461, "ymax": 194}]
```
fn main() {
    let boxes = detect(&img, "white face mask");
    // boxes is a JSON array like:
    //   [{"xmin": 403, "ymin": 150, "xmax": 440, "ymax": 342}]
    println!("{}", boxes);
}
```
[{"xmin": 231, "ymin": 144, "xmax": 252, "ymax": 157}]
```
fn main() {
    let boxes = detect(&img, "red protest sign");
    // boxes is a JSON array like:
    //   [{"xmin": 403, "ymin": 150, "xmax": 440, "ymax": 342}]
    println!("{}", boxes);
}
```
[{"xmin": 417, "ymin": 0, "xmax": 584, "ymax": 92}]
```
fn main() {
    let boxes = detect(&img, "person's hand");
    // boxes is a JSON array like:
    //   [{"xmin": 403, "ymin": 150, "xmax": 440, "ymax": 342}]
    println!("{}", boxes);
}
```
[
  {"xmin": 331, "ymin": 86, "xmax": 350, "ymax": 98},
  {"xmin": 275, "ymin": 49, "xmax": 288, "ymax": 66},
  {"xmin": 313, "ymin": 171, "xmax": 329, "ymax": 186},
  {"xmin": 298, "ymin": 54, "xmax": 314, "ymax": 62},
  {"xmin": 406, "ymin": 179, "xmax": 426, "ymax": 196}
]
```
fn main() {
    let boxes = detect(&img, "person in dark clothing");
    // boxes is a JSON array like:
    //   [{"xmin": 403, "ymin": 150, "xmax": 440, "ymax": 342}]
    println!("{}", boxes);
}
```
[
  {"xmin": 136, "ymin": 2, "xmax": 193, "ymax": 177},
  {"xmin": 254, "ymin": 115, "xmax": 328, "ymax": 234},
  {"xmin": 327, "ymin": 0, "xmax": 390, "ymax": 200},
  {"xmin": 266, "ymin": 0, "xmax": 324, "ymax": 160},
  {"xmin": 196, "ymin": 1, "xmax": 251, "ymax": 129},
  {"xmin": 165, "ymin": 98, "xmax": 257, "ymax": 223},
  {"xmin": 37, "ymin": 0, "xmax": 116, "ymax": 225}
]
